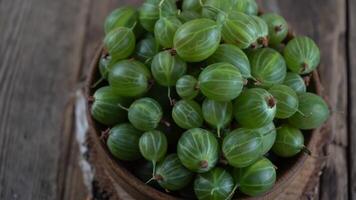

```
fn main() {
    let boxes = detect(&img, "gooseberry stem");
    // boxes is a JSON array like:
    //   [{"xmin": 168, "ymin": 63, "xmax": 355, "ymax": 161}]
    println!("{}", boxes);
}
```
[
  {"xmin": 168, "ymin": 87, "xmax": 174, "ymax": 106},
  {"xmin": 225, "ymin": 184, "xmax": 239, "ymax": 200},
  {"xmin": 301, "ymin": 146, "xmax": 312, "ymax": 155},
  {"xmin": 91, "ymin": 77, "xmax": 105, "ymax": 88},
  {"xmin": 217, "ymin": 127, "xmax": 221, "ymax": 138},
  {"xmin": 130, "ymin": 21, "xmax": 137, "ymax": 30},
  {"xmin": 158, "ymin": 0, "xmax": 166, "ymax": 18},
  {"xmin": 117, "ymin": 104, "xmax": 129, "ymax": 111},
  {"xmin": 146, "ymin": 161, "xmax": 157, "ymax": 184}
]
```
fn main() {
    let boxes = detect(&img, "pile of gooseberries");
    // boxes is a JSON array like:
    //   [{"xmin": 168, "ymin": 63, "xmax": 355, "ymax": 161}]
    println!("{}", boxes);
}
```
[{"xmin": 90, "ymin": 0, "xmax": 330, "ymax": 199}]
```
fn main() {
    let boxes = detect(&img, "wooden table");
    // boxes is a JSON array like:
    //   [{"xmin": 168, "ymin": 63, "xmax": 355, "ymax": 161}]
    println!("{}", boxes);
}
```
[{"xmin": 0, "ymin": 0, "xmax": 354, "ymax": 199}]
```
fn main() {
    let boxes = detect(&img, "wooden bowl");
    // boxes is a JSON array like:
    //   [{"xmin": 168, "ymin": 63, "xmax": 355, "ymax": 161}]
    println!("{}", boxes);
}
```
[{"xmin": 84, "ymin": 32, "xmax": 326, "ymax": 199}]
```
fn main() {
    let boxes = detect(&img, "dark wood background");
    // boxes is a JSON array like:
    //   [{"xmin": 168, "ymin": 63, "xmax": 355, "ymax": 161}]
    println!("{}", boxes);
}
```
[{"xmin": 0, "ymin": 0, "xmax": 354, "ymax": 199}]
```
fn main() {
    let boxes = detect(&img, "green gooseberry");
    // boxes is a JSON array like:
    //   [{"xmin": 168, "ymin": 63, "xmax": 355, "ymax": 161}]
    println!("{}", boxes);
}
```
[
  {"xmin": 128, "ymin": 98, "xmax": 163, "ymax": 131},
  {"xmin": 248, "ymin": 48, "xmax": 287, "ymax": 87},
  {"xmin": 182, "ymin": 0, "xmax": 203, "ymax": 12},
  {"xmin": 222, "ymin": 128, "xmax": 263, "ymax": 168},
  {"xmin": 272, "ymin": 124, "xmax": 309, "ymax": 157},
  {"xmin": 260, "ymin": 13, "xmax": 288, "ymax": 46},
  {"xmin": 251, "ymin": 15, "xmax": 269, "ymax": 47},
  {"xmin": 284, "ymin": 36, "xmax": 321, "ymax": 74},
  {"xmin": 134, "ymin": 34, "xmax": 161, "ymax": 64},
  {"xmin": 155, "ymin": 154, "xmax": 194, "ymax": 191},
  {"xmin": 202, "ymin": 0, "xmax": 231, "ymax": 20},
  {"xmin": 98, "ymin": 54, "xmax": 111, "ymax": 80},
  {"xmin": 107, "ymin": 123, "xmax": 142, "ymax": 161},
  {"xmin": 198, "ymin": 62, "xmax": 244, "ymax": 101},
  {"xmin": 268, "ymin": 84, "xmax": 299, "ymax": 119},
  {"xmin": 194, "ymin": 168, "xmax": 234, "ymax": 200},
  {"xmin": 178, "ymin": 10, "xmax": 201, "ymax": 23},
  {"xmin": 220, "ymin": 11, "xmax": 258, "ymax": 49},
  {"xmin": 232, "ymin": 157, "xmax": 276, "ymax": 197},
  {"xmin": 283, "ymin": 72, "xmax": 306, "ymax": 93},
  {"xmin": 288, "ymin": 92, "xmax": 329, "ymax": 130},
  {"xmin": 108, "ymin": 59, "xmax": 151, "ymax": 97},
  {"xmin": 173, "ymin": 18, "xmax": 221, "ymax": 62},
  {"xmin": 172, "ymin": 99, "xmax": 203, "ymax": 129},
  {"xmin": 233, "ymin": 88, "xmax": 276, "ymax": 128},
  {"xmin": 151, "ymin": 50, "xmax": 187, "ymax": 87},
  {"xmin": 254, "ymin": 122, "xmax": 277, "ymax": 155},
  {"xmin": 103, "ymin": 27, "xmax": 136, "ymax": 63},
  {"xmin": 206, "ymin": 44, "xmax": 251, "ymax": 78},
  {"xmin": 202, "ymin": 99, "xmax": 233, "ymax": 137},
  {"xmin": 139, "ymin": 0, "xmax": 178, "ymax": 32},
  {"xmin": 139, "ymin": 130, "xmax": 168, "ymax": 178},
  {"xmin": 104, "ymin": 6, "xmax": 143, "ymax": 37},
  {"xmin": 154, "ymin": 16, "xmax": 182, "ymax": 48},
  {"xmin": 177, "ymin": 128, "xmax": 219, "ymax": 173},
  {"xmin": 91, "ymin": 86, "xmax": 130, "ymax": 126},
  {"xmin": 235, "ymin": 0, "xmax": 258, "ymax": 15},
  {"xmin": 176, "ymin": 75, "xmax": 199, "ymax": 100}
]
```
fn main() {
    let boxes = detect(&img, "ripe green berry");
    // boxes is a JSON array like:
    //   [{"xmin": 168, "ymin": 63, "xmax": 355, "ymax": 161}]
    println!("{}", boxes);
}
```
[
  {"xmin": 199, "ymin": 62, "xmax": 244, "ymax": 101},
  {"xmin": 248, "ymin": 48, "xmax": 287, "ymax": 87},
  {"xmin": 202, "ymin": 99, "xmax": 233, "ymax": 137},
  {"xmin": 260, "ymin": 13, "xmax": 288, "ymax": 45},
  {"xmin": 176, "ymin": 75, "xmax": 199, "ymax": 100},
  {"xmin": 107, "ymin": 123, "xmax": 142, "ymax": 161},
  {"xmin": 194, "ymin": 168, "xmax": 234, "ymax": 200},
  {"xmin": 177, "ymin": 128, "xmax": 219, "ymax": 173},
  {"xmin": 288, "ymin": 92, "xmax": 329, "ymax": 130},
  {"xmin": 174, "ymin": 18, "xmax": 221, "ymax": 62},
  {"xmin": 284, "ymin": 36, "xmax": 321, "ymax": 74},
  {"xmin": 206, "ymin": 44, "xmax": 251, "ymax": 78},
  {"xmin": 91, "ymin": 86, "xmax": 130, "ymax": 126},
  {"xmin": 233, "ymin": 88, "xmax": 276, "ymax": 128},
  {"xmin": 283, "ymin": 72, "xmax": 306, "ymax": 93},
  {"xmin": 172, "ymin": 99, "xmax": 203, "ymax": 129},
  {"xmin": 272, "ymin": 124, "xmax": 307, "ymax": 157},
  {"xmin": 235, "ymin": 0, "xmax": 258, "ymax": 15},
  {"xmin": 139, "ymin": 130, "xmax": 168, "ymax": 164},
  {"xmin": 202, "ymin": 0, "xmax": 231, "ymax": 20},
  {"xmin": 222, "ymin": 128, "xmax": 263, "ymax": 168},
  {"xmin": 108, "ymin": 59, "xmax": 151, "ymax": 97},
  {"xmin": 103, "ymin": 27, "xmax": 136, "ymax": 63},
  {"xmin": 251, "ymin": 15, "xmax": 269, "ymax": 47},
  {"xmin": 268, "ymin": 84, "xmax": 299, "ymax": 119},
  {"xmin": 233, "ymin": 157, "xmax": 276, "ymax": 197},
  {"xmin": 155, "ymin": 154, "xmax": 193, "ymax": 191},
  {"xmin": 154, "ymin": 16, "xmax": 182, "ymax": 48},
  {"xmin": 128, "ymin": 98, "xmax": 163, "ymax": 131}
]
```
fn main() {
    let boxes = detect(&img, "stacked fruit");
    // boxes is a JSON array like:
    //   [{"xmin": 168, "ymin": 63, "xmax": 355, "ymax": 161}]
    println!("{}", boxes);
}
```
[{"xmin": 90, "ymin": 0, "xmax": 330, "ymax": 199}]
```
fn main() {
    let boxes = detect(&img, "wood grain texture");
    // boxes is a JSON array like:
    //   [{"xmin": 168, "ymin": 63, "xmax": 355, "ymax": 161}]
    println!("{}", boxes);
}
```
[
  {"xmin": 348, "ymin": 0, "xmax": 356, "ymax": 199},
  {"xmin": 0, "ymin": 0, "xmax": 88, "ymax": 199},
  {"xmin": 258, "ymin": 0, "xmax": 348, "ymax": 199}
]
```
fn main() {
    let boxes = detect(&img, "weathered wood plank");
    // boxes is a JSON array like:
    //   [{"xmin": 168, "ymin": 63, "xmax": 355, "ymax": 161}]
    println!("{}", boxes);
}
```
[
  {"xmin": 348, "ymin": 0, "xmax": 356, "ymax": 198},
  {"xmin": 0, "ymin": 0, "xmax": 88, "ymax": 199},
  {"xmin": 257, "ymin": 0, "xmax": 348, "ymax": 199}
]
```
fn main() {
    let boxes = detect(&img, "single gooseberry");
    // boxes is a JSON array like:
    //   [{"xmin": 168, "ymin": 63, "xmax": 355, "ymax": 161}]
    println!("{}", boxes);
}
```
[
  {"xmin": 194, "ymin": 168, "xmax": 234, "ymax": 200},
  {"xmin": 176, "ymin": 75, "xmax": 199, "ymax": 100},
  {"xmin": 128, "ymin": 97, "xmax": 163, "ymax": 131},
  {"xmin": 206, "ymin": 44, "xmax": 251, "ymax": 79},
  {"xmin": 283, "ymin": 72, "xmax": 307, "ymax": 93},
  {"xmin": 198, "ymin": 62, "xmax": 244, "ymax": 101},
  {"xmin": 90, "ymin": 86, "xmax": 130, "ymax": 126},
  {"xmin": 284, "ymin": 36, "xmax": 321, "ymax": 74},
  {"xmin": 178, "ymin": 10, "xmax": 201, "ymax": 23},
  {"xmin": 107, "ymin": 123, "xmax": 142, "ymax": 161},
  {"xmin": 177, "ymin": 128, "xmax": 219, "ymax": 173},
  {"xmin": 233, "ymin": 88, "xmax": 276, "ymax": 128},
  {"xmin": 260, "ymin": 13, "xmax": 288, "ymax": 46},
  {"xmin": 103, "ymin": 27, "xmax": 136, "ymax": 63},
  {"xmin": 154, "ymin": 16, "xmax": 182, "ymax": 48},
  {"xmin": 182, "ymin": 0, "xmax": 203, "ymax": 12},
  {"xmin": 201, "ymin": 0, "xmax": 231, "ymax": 20},
  {"xmin": 232, "ymin": 157, "xmax": 276, "ymax": 197},
  {"xmin": 268, "ymin": 84, "xmax": 299, "ymax": 119},
  {"xmin": 235, "ymin": 0, "xmax": 258, "ymax": 15},
  {"xmin": 172, "ymin": 99, "xmax": 203, "ymax": 129},
  {"xmin": 288, "ymin": 92, "xmax": 329, "ymax": 130},
  {"xmin": 202, "ymin": 99, "xmax": 233, "ymax": 137},
  {"xmin": 155, "ymin": 154, "xmax": 194, "ymax": 191},
  {"xmin": 173, "ymin": 18, "xmax": 221, "ymax": 62},
  {"xmin": 251, "ymin": 15, "xmax": 269, "ymax": 47},
  {"xmin": 254, "ymin": 122, "xmax": 277, "ymax": 155},
  {"xmin": 134, "ymin": 34, "xmax": 161, "ymax": 64},
  {"xmin": 139, "ymin": 130, "xmax": 168, "ymax": 178},
  {"xmin": 139, "ymin": 0, "xmax": 178, "ymax": 32},
  {"xmin": 248, "ymin": 48, "xmax": 287, "ymax": 87},
  {"xmin": 108, "ymin": 59, "xmax": 151, "ymax": 97},
  {"xmin": 272, "ymin": 124, "xmax": 309, "ymax": 157},
  {"xmin": 222, "ymin": 128, "xmax": 263, "ymax": 168}
]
